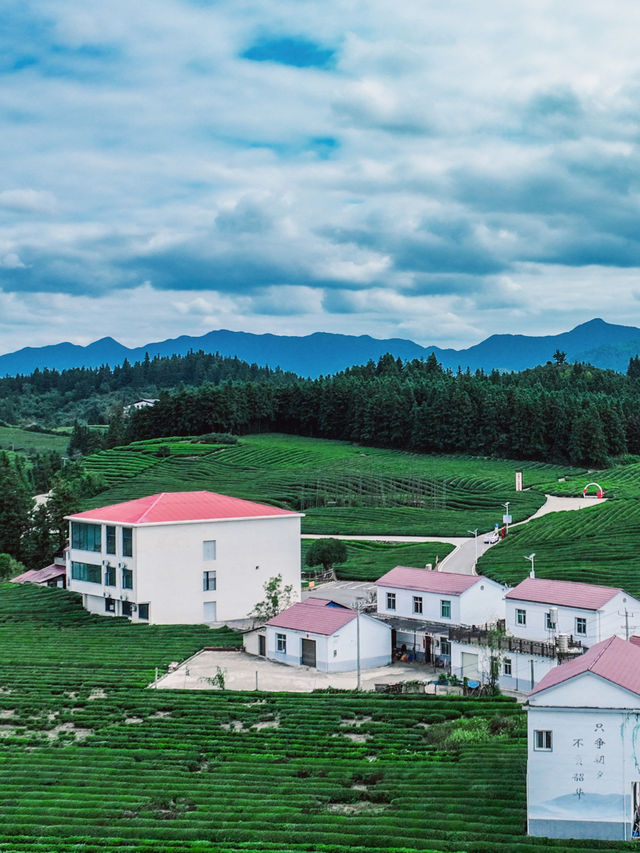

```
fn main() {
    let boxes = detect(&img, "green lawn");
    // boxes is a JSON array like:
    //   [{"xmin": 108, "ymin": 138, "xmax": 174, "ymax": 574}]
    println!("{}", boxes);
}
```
[
  {"xmin": 0, "ymin": 425, "xmax": 69, "ymax": 454},
  {"xmin": 1, "ymin": 583, "xmax": 633, "ymax": 852}
]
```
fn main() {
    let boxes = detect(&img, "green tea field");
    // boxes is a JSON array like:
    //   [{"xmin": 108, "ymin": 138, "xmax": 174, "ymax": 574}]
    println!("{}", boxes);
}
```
[
  {"xmin": 302, "ymin": 539, "xmax": 455, "ymax": 582},
  {"xmin": 1, "ymin": 584, "xmax": 634, "ymax": 852},
  {"xmin": 81, "ymin": 434, "xmax": 578, "ymax": 536},
  {"xmin": 0, "ymin": 425, "xmax": 69, "ymax": 455}
]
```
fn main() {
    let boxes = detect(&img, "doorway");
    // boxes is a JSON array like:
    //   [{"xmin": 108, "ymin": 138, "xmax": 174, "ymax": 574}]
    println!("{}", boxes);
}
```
[
  {"xmin": 258, "ymin": 634, "xmax": 266, "ymax": 657},
  {"xmin": 301, "ymin": 638, "xmax": 317, "ymax": 667}
]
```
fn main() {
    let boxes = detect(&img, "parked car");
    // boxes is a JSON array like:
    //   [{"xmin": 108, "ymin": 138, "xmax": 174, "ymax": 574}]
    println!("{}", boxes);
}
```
[{"xmin": 484, "ymin": 532, "xmax": 499, "ymax": 544}]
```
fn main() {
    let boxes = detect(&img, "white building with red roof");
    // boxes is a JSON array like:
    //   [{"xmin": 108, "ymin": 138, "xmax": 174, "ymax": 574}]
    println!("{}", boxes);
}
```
[
  {"xmin": 65, "ymin": 491, "xmax": 303, "ymax": 625},
  {"xmin": 527, "ymin": 636, "xmax": 640, "ymax": 841},
  {"xmin": 246, "ymin": 597, "xmax": 391, "ymax": 672},
  {"xmin": 375, "ymin": 566, "xmax": 506, "ymax": 665}
]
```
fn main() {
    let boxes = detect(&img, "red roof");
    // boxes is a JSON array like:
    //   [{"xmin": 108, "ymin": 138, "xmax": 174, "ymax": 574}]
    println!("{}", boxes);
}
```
[
  {"xmin": 266, "ymin": 597, "xmax": 357, "ymax": 635},
  {"xmin": 67, "ymin": 491, "xmax": 300, "ymax": 525},
  {"xmin": 530, "ymin": 636, "xmax": 640, "ymax": 698},
  {"xmin": 11, "ymin": 564, "xmax": 66, "ymax": 584},
  {"xmin": 375, "ymin": 566, "xmax": 482, "ymax": 595},
  {"xmin": 505, "ymin": 577, "xmax": 620, "ymax": 611}
]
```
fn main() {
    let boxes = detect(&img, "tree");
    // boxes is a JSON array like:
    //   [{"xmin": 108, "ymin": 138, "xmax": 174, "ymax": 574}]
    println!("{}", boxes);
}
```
[
  {"xmin": 250, "ymin": 574, "xmax": 295, "ymax": 623},
  {"xmin": 0, "ymin": 452, "xmax": 32, "ymax": 560},
  {"xmin": 304, "ymin": 538, "xmax": 348, "ymax": 580},
  {"xmin": 552, "ymin": 349, "xmax": 567, "ymax": 366},
  {"xmin": 0, "ymin": 553, "xmax": 26, "ymax": 581}
]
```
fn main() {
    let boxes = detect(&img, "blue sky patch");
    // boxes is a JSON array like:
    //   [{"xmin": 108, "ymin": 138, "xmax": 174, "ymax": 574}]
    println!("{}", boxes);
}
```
[{"xmin": 242, "ymin": 36, "xmax": 335, "ymax": 69}]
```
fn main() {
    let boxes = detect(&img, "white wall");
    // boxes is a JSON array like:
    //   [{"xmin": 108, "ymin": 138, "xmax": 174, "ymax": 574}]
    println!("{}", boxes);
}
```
[
  {"xmin": 527, "ymin": 678, "xmax": 640, "ymax": 840},
  {"xmin": 376, "ymin": 584, "xmax": 462, "ymax": 626},
  {"xmin": 68, "ymin": 514, "xmax": 301, "ymax": 624},
  {"xmin": 450, "ymin": 640, "xmax": 558, "ymax": 690},
  {"xmin": 507, "ymin": 591, "xmax": 640, "ymax": 645},
  {"xmin": 458, "ymin": 579, "xmax": 506, "ymax": 625}
]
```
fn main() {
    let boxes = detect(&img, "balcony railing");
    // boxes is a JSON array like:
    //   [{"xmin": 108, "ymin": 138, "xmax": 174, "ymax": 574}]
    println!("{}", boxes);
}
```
[{"xmin": 448, "ymin": 626, "xmax": 582, "ymax": 659}]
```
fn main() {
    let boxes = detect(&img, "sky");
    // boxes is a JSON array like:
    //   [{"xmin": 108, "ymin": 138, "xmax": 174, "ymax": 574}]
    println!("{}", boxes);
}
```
[{"xmin": 3, "ymin": 0, "xmax": 640, "ymax": 354}]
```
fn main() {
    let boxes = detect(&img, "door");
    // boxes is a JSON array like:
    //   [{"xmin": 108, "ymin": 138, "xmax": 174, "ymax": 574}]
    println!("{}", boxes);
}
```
[
  {"xmin": 203, "ymin": 601, "xmax": 217, "ymax": 622},
  {"xmin": 460, "ymin": 652, "xmax": 480, "ymax": 681},
  {"xmin": 301, "ymin": 638, "xmax": 316, "ymax": 667},
  {"xmin": 424, "ymin": 634, "xmax": 432, "ymax": 663},
  {"xmin": 258, "ymin": 634, "xmax": 266, "ymax": 657}
]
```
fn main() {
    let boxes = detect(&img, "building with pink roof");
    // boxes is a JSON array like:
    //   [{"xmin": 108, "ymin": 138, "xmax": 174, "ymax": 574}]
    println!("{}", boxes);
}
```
[
  {"xmin": 245, "ymin": 597, "xmax": 391, "ymax": 672},
  {"xmin": 65, "ymin": 491, "xmax": 303, "ymax": 625},
  {"xmin": 527, "ymin": 636, "xmax": 640, "ymax": 841},
  {"xmin": 375, "ymin": 565, "xmax": 506, "ymax": 666}
]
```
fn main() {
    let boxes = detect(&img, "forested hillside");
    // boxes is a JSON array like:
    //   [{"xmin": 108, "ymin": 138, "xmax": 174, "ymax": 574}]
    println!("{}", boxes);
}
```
[{"xmin": 128, "ymin": 355, "xmax": 640, "ymax": 467}]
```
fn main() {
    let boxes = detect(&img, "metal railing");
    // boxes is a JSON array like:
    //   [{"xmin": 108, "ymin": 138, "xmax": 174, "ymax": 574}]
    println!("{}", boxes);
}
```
[{"xmin": 448, "ymin": 626, "xmax": 582, "ymax": 659}]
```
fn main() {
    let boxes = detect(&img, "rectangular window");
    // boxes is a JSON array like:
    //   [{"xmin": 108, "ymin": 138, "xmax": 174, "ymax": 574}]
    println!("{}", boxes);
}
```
[
  {"xmin": 203, "ymin": 540, "xmax": 216, "ymax": 560},
  {"xmin": 575, "ymin": 617, "xmax": 587, "ymax": 635},
  {"xmin": 105, "ymin": 597, "xmax": 115, "ymax": 613},
  {"xmin": 516, "ymin": 608, "xmax": 527, "ymax": 626},
  {"xmin": 203, "ymin": 570, "xmax": 217, "ymax": 591},
  {"xmin": 138, "ymin": 603, "xmax": 149, "ymax": 621},
  {"xmin": 122, "ymin": 601, "xmax": 132, "ymax": 617},
  {"xmin": 104, "ymin": 564, "xmax": 116, "ymax": 587},
  {"xmin": 534, "ymin": 730, "xmax": 552, "ymax": 751},
  {"xmin": 122, "ymin": 568, "xmax": 133, "ymax": 590},
  {"xmin": 440, "ymin": 637, "xmax": 451, "ymax": 656},
  {"xmin": 412, "ymin": 596, "xmax": 423, "ymax": 614},
  {"xmin": 106, "ymin": 526, "xmax": 116, "ymax": 555},
  {"xmin": 386, "ymin": 592, "xmax": 396, "ymax": 611},
  {"xmin": 122, "ymin": 527, "xmax": 133, "ymax": 558},
  {"xmin": 276, "ymin": 633, "xmax": 286, "ymax": 653},
  {"xmin": 440, "ymin": 599, "xmax": 451, "ymax": 619},
  {"xmin": 70, "ymin": 522, "xmax": 102, "ymax": 552},
  {"xmin": 504, "ymin": 658, "xmax": 512, "ymax": 675},
  {"xmin": 71, "ymin": 561, "xmax": 101, "ymax": 584}
]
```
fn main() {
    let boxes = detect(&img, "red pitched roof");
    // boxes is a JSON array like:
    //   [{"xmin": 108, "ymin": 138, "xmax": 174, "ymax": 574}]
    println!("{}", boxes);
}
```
[
  {"xmin": 266, "ymin": 597, "xmax": 357, "ymax": 635},
  {"xmin": 530, "ymin": 636, "xmax": 640, "ymax": 698},
  {"xmin": 11, "ymin": 564, "xmax": 66, "ymax": 584},
  {"xmin": 375, "ymin": 566, "xmax": 482, "ymax": 595},
  {"xmin": 505, "ymin": 577, "xmax": 620, "ymax": 611},
  {"xmin": 67, "ymin": 491, "xmax": 300, "ymax": 525}
]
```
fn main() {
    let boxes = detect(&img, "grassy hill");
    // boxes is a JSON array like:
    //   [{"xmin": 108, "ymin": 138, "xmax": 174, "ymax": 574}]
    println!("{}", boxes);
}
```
[{"xmin": 1, "ymin": 583, "xmax": 633, "ymax": 852}]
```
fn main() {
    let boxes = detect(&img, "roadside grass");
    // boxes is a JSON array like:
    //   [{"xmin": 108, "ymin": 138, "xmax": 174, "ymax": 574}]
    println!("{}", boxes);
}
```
[
  {"xmin": 302, "ymin": 539, "xmax": 455, "ymax": 582},
  {"xmin": 0, "ymin": 583, "xmax": 629, "ymax": 852},
  {"xmin": 0, "ymin": 425, "xmax": 69, "ymax": 454}
]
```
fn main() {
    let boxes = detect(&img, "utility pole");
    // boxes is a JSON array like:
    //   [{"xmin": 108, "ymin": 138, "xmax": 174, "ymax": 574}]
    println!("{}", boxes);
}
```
[
  {"xmin": 524, "ymin": 553, "xmax": 535, "ymax": 578},
  {"xmin": 503, "ymin": 501, "xmax": 510, "ymax": 535},
  {"xmin": 468, "ymin": 529, "xmax": 479, "ymax": 573},
  {"xmin": 355, "ymin": 597, "xmax": 364, "ymax": 691}
]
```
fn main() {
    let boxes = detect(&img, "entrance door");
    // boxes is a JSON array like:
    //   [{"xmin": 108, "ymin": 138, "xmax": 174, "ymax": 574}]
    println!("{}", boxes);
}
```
[
  {"xmin": 203, "ymin": 601, "xmax": 217, "ymax": 622},
  {"xmin": 258, "ymin": 634, "xmax": 266, "ymax": 657},
  {"xmin": 424, "ymin": 634, "xmax": 432, "ymax": 663},
  {"xmin": 301, "ymin": 638, "xmax": 316, "ymax": 667},
  {"xmin": 461, "ymin": 652, "xmax": 480, "ymax": 681}
]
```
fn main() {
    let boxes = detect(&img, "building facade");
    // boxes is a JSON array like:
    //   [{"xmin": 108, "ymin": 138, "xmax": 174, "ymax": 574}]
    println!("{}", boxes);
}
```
[
  {"xmin": 528, "ymin": 636, "xmax": 640, "ymax": 841},
  {"xmin": 66, "ymin": 491, "xmax": 302, "ymax": 625}
]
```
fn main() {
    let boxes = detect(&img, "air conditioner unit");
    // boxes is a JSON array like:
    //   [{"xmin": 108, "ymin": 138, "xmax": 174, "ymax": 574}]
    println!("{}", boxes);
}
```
[{"xmin": 130, "ymin": 603, "xmax": 137, "ymax": 612}]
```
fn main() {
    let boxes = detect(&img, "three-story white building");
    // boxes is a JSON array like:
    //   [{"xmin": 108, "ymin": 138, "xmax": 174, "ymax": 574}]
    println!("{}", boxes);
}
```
[{"xmin": 66, "ymin": 491, "xmax": 302, "ymax": 625}]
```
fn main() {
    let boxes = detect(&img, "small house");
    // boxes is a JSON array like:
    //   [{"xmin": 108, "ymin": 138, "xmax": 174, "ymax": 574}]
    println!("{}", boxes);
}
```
[
  {"xmin": 248, "ymin": 597, "xmax": 391, "ymax": 672},
  {"xmin": 527, "ymin": 635, "xmax": 640, "ymax": 841}
]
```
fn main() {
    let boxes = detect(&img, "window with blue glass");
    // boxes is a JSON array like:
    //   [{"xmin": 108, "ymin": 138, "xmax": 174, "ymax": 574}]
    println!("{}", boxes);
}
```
[{"xmin": 71, "ymin": 522, "xmax": 101, "ymax": 552}]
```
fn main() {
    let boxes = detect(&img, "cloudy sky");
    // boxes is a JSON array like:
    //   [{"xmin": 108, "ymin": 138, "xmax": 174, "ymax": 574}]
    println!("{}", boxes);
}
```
[{"xmin": 3, "ymin": 0, "xmax": 640, "ymax": 353}]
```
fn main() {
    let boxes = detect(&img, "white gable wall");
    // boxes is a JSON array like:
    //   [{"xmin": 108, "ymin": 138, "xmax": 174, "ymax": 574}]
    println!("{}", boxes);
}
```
[
  {"xmin": 458, "ymin": 578, "xmax": 507, "ymax": 625},
  {"xmin": 527, "ymin": 674, "xmax": 640, "ymax": 840}
]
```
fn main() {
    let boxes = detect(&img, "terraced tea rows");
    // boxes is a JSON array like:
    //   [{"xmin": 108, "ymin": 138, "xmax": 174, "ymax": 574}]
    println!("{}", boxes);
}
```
[
  {"xmin": 81, "ymin": 434, "xmax": 568, "ymax": 535},
  {"xmin": 0, "ymin": 584, "xmax": 632, "ymax": 852}
]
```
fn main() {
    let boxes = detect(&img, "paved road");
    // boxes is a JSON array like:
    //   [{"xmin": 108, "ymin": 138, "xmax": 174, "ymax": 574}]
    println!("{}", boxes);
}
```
[{"xmin": 304, "ymin": 494, "xmax": 608, "ymax": 580}]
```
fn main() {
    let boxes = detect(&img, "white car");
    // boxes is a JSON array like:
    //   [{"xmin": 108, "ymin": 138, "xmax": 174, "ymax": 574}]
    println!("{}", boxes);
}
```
[{"xmin": 484, "ymin": 532, "xmax": 499, "ymax": 544}]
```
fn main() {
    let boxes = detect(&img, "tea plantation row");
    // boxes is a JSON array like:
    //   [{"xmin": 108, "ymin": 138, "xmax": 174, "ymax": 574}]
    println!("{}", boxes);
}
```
[{"xmin": 0, "ymin": 584, "xmax": 635, "ymax": 851}]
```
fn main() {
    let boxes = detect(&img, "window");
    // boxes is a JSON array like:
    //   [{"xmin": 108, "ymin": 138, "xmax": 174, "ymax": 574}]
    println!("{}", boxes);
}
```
[
  {"xmin": 122, "ymin": 527, "xmax": 133, "ymax": 557},
  {"xmin": 413, "ymin": 596, "xmax": 423, "ymax": 615},
  {"xmin": 276, "ymin": 633, "xmax": 286, "ymax": 653},
  {"xmin": 440, "ymin": 599, "xmax": 451, "ymax": 619},
  {"xmin": 534, "ymin": 730, "xmax": 552, "ymax": 751},
  {"xmin": 122, "ymin": 568, "xmax": 133, "ymax": 590},
  {"xmin": 504, "ymin": 658, "xmax": 512, "ymax": 675},
  {"xmin": 516, "ymin": 608, "xmax": 526, "ymax": 626},
  {"xmin": 545, "ymin": 612, "xmax": 556, "ymax": 630},
  {"xmin": 575, "ymin": 617, "xmax": 587, "ymax": 635},
  {"xmin": 203, "ymin": 540, "xmax": 216, "ymax": 560},
  {"xmin": 440, "ymin": 637, "xmax": 451, "ymax": 656},
  {"xmin": 138, "ymin": 603, "xmax": 149, "ymax": 621},
  {"xmin": 386, "ymin": 592, "xmax": 396, "ymax": 611},
  {"xmin": 71, "ymin": 561, "xmax": 101, "ymax": 584},
  {"xmin": 104, "ymin": 564, "xmax": 116, "ymax": 586},
  {"xmin": 122, "ymin": 601, "xmax": 132, "ymax": 617},
  {"xmin": 106, "ymin": 526, "xmax": 116, "ymax": 555},
  {"xmin": 70, "ymin": 522, "xmax": 101, "ymax": 552},
  {"xmin": 203, "ymin": 570, "xmax": 217, "ymax": 591},
  {"xmin": 105, "ymin": 597, "xmax": 115, "ymax": 613}
]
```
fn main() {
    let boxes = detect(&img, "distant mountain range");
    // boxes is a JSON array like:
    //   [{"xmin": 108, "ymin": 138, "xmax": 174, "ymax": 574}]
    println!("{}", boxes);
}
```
[{"xmin": 2, "ymin": 318, "xmax": 640, "ymax": 378}]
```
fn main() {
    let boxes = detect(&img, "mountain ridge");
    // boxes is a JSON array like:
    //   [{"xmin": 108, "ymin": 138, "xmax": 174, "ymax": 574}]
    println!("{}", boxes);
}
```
[{"xmin": 2, "ymin": 318, "xmax": 640, "ymax": 378}]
